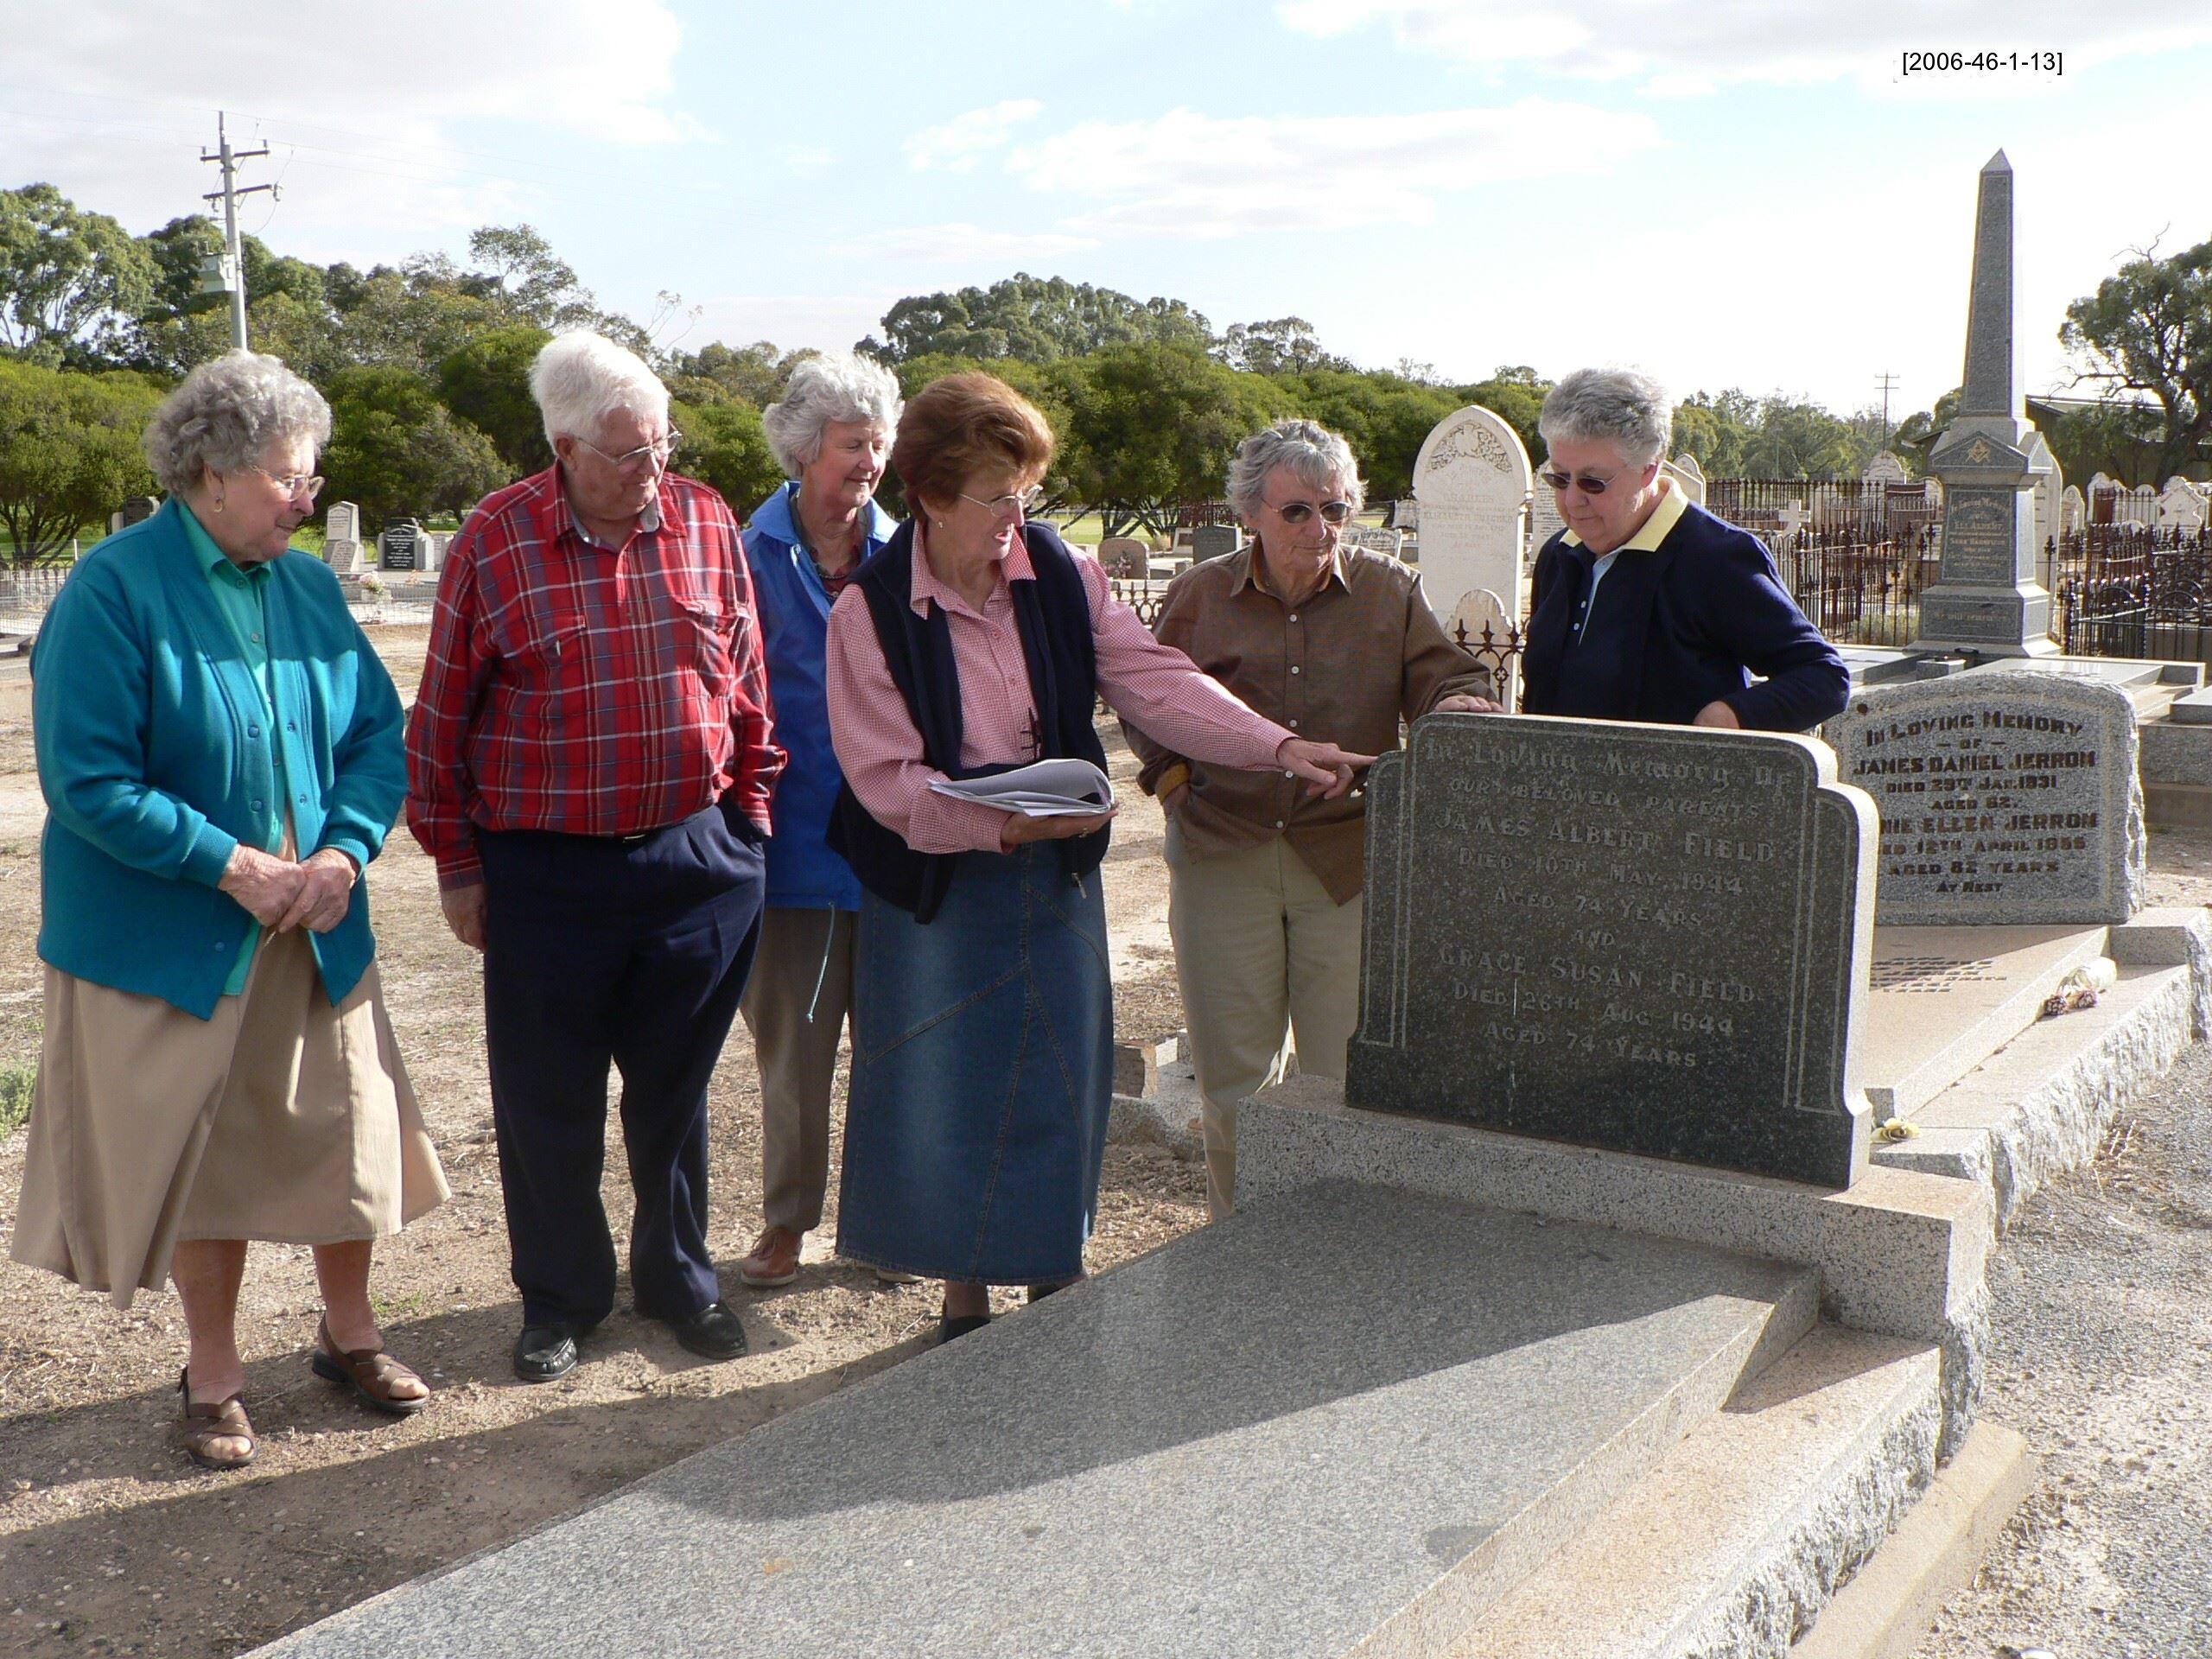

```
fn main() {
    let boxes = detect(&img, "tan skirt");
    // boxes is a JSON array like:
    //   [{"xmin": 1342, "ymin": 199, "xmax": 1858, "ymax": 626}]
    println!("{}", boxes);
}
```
[{"xmin": 10, "ymin": 927, "xmax": 448, "ymax": 1308}]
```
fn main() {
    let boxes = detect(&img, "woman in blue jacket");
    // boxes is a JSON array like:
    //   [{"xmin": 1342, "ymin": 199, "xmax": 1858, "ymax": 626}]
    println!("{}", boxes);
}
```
[
  {"xmin": 733, "ymin": 353, "xmax": 904, "ymax": 1290},
  {"xmin": 10, "ymin": 353, "xmax": 447, "ymax": 1469},
  {"xmin": 1521, "ymin": 368, "xmax": 1848, "ymax": 733}
]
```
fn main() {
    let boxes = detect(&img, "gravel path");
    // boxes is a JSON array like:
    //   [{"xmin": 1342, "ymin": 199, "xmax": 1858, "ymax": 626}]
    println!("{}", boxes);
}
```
[{"xmin": 1914, "ymin": 1041, "xmax": 2212, "ymax": 1659}]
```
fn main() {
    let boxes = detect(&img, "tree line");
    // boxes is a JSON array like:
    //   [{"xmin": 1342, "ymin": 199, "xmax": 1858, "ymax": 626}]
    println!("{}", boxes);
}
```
[{"xmin": 1, "ymin": 180, "xmax": 2203, "ymax": 564}]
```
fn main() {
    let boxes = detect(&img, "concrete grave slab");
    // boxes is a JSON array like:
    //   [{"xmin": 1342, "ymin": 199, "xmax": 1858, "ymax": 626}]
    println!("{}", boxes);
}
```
[
  {"xmin": 1859, "ymin": 924, "xmax": 2111, "ymax": 1120},
  {"xmin": 1451, "ymin": 1325, "xmax": 1943, "ymax": 1659},
  {"xmin": 253, "ymin": 1185, "xmax": 1817, "ymax": 1659},
  {"xmin": 1239, "ymin": 1077, "xmax": 1993, "ymax": 1452}
]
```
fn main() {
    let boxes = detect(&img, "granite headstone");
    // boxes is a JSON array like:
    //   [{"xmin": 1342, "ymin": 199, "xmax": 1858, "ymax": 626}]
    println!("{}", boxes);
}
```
[
  {"xmin": 1191, "ymin": 524, "xmax": 1240, "ymax": 561},
  {"xmin": 378, "ymin": 520, "xmax": 422, "ymax": 573},
  {"xmin": 1828, "ymin": 670, "xmax": 2145, "ymax": 925},
  {"xmin": 1345, "ymin": 715, "xmax": 1875, "ymax": 1187}
]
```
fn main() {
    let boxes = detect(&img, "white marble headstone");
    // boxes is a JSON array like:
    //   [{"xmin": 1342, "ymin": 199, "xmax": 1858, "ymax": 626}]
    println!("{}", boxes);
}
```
[
  {"xmin": 2031, "ymin": 448, "xmax": 2063, "ymax": 556},
  {"xmin": 2159, "ymin": 477, "xmax": 2208, "ymax": 529},
  {"xmin": 1662, "ymin": 454, "xmax": 1706, "ymax": 505},
  {"xmin": 1862, "ymin": 451, "xmax": 1910, "ymax": 486},
  {"xmin": 1410, "ymin": 405, "xmax": 1533, "ymax": 622}
]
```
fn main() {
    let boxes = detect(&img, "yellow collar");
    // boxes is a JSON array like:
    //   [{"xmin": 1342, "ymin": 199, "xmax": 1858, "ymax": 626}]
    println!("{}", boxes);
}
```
[{"xmin": 1562, "ymin": 475, "xmax": 1688, "ymax": 554}]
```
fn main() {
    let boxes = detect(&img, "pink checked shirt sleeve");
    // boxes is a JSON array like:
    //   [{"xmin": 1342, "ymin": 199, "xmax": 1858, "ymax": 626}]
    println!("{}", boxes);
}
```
[
  {"xmin": 1077, "ymin": 557, "xmax": 1293, "ymax": 764},
  {"xmin": 824, "ymin": 543, "xmax": 1290, "ymax": 855}
]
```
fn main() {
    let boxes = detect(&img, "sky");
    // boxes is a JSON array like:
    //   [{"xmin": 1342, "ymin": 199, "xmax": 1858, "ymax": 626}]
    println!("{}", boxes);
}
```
[{"xmin": 4, "ymin": 0, "xmax": 2211, "ymax": 420}]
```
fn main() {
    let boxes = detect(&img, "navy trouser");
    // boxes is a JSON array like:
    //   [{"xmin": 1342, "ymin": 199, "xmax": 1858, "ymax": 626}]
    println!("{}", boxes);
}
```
[{"xmin": 479, "ymin": 798, "xmax": 766, "ymax": 1328}]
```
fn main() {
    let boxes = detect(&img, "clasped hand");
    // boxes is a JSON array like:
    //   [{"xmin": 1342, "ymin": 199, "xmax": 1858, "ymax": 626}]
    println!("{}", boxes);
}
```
[{"xmin": 218, "ymin": 844, "xmax": 357, "ymax": 934}]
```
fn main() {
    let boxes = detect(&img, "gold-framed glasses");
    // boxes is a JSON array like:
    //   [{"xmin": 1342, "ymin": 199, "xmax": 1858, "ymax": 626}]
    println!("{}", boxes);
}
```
[
  {"xmin": 959, "ymin": 485, "xmax": 1046, "ymax": 519},
  {"xmin": 1269, "ymin": 498, "xmax": 1353, "ymax": 526},
  {"xmin": 240, "ymin": 466, "xmax": 325, "ymax": 500}
]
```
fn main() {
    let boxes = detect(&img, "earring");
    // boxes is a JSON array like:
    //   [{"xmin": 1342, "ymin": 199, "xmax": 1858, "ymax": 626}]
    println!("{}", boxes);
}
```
[{"xmin": 212, "ymin": 496, "xmax": 225, "ymax": 514}]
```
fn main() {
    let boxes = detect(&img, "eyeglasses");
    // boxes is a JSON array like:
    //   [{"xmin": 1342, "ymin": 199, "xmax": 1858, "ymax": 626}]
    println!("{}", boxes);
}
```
[
  {"xmin": 958, "ymin": 486, "xmax": 1046, "ymax": 519},
  {"xmin": 1540, "ymin": 467, "xmax": 1624, "ymax": 496},
  {"xmin": 573, "ymin": 429, "xmax": 684, "ymax": 471},
  {"xmin": 240, "ymin": 466, "xmax": 325, "ymax": 501},
  {"xmin": 1268, "ymin": 498, "xmax": 1353, "ymax": 526}
]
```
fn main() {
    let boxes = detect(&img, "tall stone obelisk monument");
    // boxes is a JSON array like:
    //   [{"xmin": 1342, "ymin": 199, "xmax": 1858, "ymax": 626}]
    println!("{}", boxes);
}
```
[{"xmin": 1912, "ymin": 150, "xmax": 2059, "ymax": 657}]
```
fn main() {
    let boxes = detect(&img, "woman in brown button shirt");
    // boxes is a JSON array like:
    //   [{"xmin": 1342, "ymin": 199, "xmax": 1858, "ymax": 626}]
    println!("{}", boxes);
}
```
[{"xmin": 1127, "ymin": 419, "xmax": 1497, "ymax": 1217}]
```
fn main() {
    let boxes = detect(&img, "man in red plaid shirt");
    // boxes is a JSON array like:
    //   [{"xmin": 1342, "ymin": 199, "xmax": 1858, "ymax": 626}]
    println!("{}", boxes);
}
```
[{"xmin": 406, "ymin": 332, "xmax": 782, "ymax": 1382}]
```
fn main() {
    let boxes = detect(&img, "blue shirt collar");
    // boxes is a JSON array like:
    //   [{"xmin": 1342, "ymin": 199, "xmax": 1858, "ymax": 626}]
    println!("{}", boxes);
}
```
[{"xmin": 750, "ymin": 480, "xmax": 896, "ymax": 550}]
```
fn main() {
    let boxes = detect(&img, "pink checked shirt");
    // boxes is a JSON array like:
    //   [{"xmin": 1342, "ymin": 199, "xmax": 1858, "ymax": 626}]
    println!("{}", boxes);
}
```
[{"xmin": 826, "ymin": 529, "xmax": 1293, "ymax": 854}]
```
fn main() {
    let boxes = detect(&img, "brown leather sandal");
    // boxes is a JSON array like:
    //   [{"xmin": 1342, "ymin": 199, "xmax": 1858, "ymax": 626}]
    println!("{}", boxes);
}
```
[
  {"xmin": 178, "ymin": 1367, "xmax": 257, "ymax": 1471},
  {"xmin": 311, "ymin": 1318, "xmax": 431, "ymax": 1416}
]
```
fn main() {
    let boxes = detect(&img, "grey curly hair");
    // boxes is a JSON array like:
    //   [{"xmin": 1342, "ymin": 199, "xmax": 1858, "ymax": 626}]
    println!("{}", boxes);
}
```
[
  {"xmin": 1225, "ymin": 418, "xmax": 1366, "ymax": 521},
  {"xmin": 143, "ymin": 351, "xmax": 332, "ymax": 498},
  {"xmin": 1537, "ymin": 368, "xmax": 1671, "ymax": 467},
  {"xmin": 761, "ymin": 353, "xmax": 904, "ymax": 478}
]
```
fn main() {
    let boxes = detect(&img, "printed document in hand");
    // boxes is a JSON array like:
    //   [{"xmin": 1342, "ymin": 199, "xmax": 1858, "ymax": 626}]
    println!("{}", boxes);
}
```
[{"xmin": 927, "ymin": 757, "xmax": 1114, "ymax": 818}]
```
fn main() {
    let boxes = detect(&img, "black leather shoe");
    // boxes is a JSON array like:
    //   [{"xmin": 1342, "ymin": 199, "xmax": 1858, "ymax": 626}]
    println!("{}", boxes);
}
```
[
  {"xmin": 938, "ymin": 1313, "xmax": 992, "ymax": 1344},
  {"xmin": 662, "ymin": 1300, "xmax": 748, "ymax": 1360},
  {"xmin": 512, "ymin": 1322, "xmax": 581, "ymax": 1382}
]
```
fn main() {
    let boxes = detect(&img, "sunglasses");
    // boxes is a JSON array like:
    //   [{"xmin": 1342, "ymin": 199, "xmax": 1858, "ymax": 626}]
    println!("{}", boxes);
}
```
[
  {"xmin": 1540, "ymin": 467, "xmax": 1624, "ymax": 495},
  {"xmin": 1269, "ymin": 499, "xmax": 1353, "ymax": 526}
]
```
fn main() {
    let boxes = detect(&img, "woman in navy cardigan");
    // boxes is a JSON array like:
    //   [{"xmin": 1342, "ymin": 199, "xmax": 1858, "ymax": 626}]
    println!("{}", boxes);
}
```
[
  {"xmin": 11, "ymin": 353, "xmax": 446, "ymax": 1469},
  {"xmin": 1521, "ymin": 368, "xmax": 1847, "ymax": 734}
]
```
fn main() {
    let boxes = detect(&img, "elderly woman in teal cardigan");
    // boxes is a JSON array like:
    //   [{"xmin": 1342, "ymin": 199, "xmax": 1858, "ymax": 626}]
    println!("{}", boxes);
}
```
[{"xmin": 10, "ymin": 352, "xmax": 447, "ymax": 1471}]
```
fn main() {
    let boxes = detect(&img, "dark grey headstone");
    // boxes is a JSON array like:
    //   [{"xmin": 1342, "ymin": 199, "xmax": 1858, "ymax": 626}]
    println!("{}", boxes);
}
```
[
  {"xmin": 1346, "ymin": 715, "xmax": 1875, "ymax": 1188},
  {"xmin": 377, "ymin": 520, "xmax": 421, "ymax": 572},
  {"xmin": 1829, "ymin": 670, "xmax": 2144, "ymax": 925},
  {"xmin": 118, "ymin": 495, "xmax": 159, "ymax": 525},
  {"xmin": 1191, "ymin": 524, "xmax": 1240, "ymax": 561}
]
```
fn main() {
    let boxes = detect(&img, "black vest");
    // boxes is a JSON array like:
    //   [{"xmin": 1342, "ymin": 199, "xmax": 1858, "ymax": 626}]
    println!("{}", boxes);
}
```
[{"xmin": 830, "ymin": 520, "xmax": 1110, "ymax": 922}]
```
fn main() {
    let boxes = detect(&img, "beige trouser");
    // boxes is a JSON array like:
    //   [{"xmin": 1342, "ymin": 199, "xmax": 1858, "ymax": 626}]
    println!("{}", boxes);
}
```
[
  {"xmin": 1164, "ymin": 822, "xmax": 1363, "ymax": 1220},
  {"xmin": 737, "ymin": 906, "xmax": 856, "ymax": 1234}
]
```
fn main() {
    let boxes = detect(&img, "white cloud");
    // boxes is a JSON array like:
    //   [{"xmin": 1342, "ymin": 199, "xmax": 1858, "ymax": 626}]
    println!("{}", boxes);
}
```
[
  {"xmin": 1277, "ymin": 0, "xmax": 2212, "ymax": 92},
  {"xmin": 830, "ymin": 223, "xmax": 1102, "ymax": 264},
  {"xmin": 1004, "ymin": 100, "xmax": 1661, "ymax": 237},
  {"xmin": 0, "ymin": 0, "xmax": 691, "ymax": 251},
  {"xmin": 905, "ymin": 99, "xmax": 1045, "ymax": 173}
]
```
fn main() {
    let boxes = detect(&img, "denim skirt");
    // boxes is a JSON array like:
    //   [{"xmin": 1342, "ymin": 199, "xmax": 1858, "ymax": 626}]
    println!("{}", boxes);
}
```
[{"xmin": 836, "ymin": 843, "xmax": 1112, "ymax": 1285}]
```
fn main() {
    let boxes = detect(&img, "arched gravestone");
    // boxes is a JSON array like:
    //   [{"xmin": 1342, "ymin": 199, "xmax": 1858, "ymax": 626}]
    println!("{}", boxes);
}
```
[
  {"xmin": 1345, "ymin": 715, "xmax": 1875, "ymax": 1187},
  {"xmin": 1661, "ymin": 454, "xmax": 1705, "ymax": 505},
  {"xmin": 1096, "ymin": 537, "xmax": 1149, "ymax": 579},
  {"xmin": 1411, "ymin": 404, "xmax": 1532, "ymax": 623},
  {"xmin": 1863, "ymin": 451, "xmax": 1910, "ymax": 486},
  {"xmin": 1447, "ymin": 587, "xmax": 1517, "ymax": 709},
  {"xmin": 2031, "ymin": 446, "xmax": 2063, "ymax": 555}
]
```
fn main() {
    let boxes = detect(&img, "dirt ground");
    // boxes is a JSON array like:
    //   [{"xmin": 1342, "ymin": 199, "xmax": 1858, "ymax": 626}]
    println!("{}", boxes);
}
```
[
  {"xmin": 0, "ymin": 625, "xmax": 1199, "ymax": 1658},
  {"xmin": 6, "ymin": 629, "xmax": 2212, "ymax": 1658}
]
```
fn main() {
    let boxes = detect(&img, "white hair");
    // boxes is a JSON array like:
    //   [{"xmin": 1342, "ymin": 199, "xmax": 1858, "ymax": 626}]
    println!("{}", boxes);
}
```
[
  {"xmin": 1226, "ymin": 418, "xmax": 1366, "ymax": 520},
  {"xmin": 143, "ymin": 351, "xmax": 331, "ymax": 497},
  {"xmin": 529, "ymin": 330, "xmax": 670, "ymax": 448},
  {"xmin": 761, "ymin": 353, "xmax": 905, "ymax": 478},
  {"xmin": 1538, "ymin": 368, "xmax": 1671, "ymax": 466}
]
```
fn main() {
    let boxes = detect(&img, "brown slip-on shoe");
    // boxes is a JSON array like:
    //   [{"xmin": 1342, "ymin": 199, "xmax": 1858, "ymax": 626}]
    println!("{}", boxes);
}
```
[{"xmin": 737, "ymin": 1225, "xmax": 802, "ymax": 1287}]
